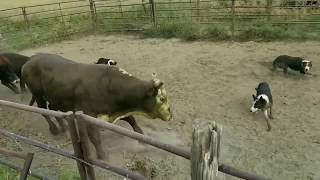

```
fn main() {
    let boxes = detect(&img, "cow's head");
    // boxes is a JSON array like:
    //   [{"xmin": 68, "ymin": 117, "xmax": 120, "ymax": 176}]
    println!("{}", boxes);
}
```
[
  {"xmin": 0, "ymin": 56, "xmax": 19, "ymax": 93},
  {"xmin": 142, "ymin": 73, "xmax": 172, "ymax": 121},
  {"xmin": 95, "ymin": 57, "xmax": 117, "ymax": 66}
]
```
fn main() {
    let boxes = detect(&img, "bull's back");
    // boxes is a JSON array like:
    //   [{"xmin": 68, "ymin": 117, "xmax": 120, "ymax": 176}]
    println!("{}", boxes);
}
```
[
  {"xmin": 22, "ymin": 53, "xmax": 112, "ymax": 102},
  {"xmin": 22, "ymin": 54, "xmax": 78, "ymax": 94}
]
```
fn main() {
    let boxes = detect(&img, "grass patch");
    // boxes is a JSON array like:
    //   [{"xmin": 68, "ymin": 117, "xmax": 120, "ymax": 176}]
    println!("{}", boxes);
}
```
[
  {"xmin": 1, "ymin": 2, "xmax": 320, "ymax": 52},
  {"xmin": 0, "ymin": 165, "xmax": 38, "ymax": 180},
  {"xmin": 238, "ymin": 24, "xmax": 290, "ymax": 41},
  {"xmin": 0, "ymin": 163, "xmax": 80, "ymax": 180},
  {"xmin": 126, "ymin": 154, "xmax": 181, "ymax": 180}
]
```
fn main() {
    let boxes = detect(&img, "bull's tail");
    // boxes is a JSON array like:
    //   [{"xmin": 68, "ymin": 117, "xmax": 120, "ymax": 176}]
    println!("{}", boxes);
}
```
[{"xmin": 29, "ymin": 95, "xmax": 36, "ymax": 106}]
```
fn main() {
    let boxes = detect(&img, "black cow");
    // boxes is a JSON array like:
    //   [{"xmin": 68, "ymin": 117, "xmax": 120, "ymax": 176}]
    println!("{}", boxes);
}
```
[
  {"xmin": 0, "ymin": 55, "xmax": 19, "ymax": 93},
  {"xmin": 22, "ymin": 53, "xmax": 172, "ymax": 159},
  {"xmin": 0, "ymin": 53, "xmax": 30, "ymax": 93}
]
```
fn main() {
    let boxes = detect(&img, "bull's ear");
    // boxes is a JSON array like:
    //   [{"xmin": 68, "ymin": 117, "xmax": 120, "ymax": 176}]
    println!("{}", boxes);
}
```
[{"xmin": 252, "ymin": 94, "xmax": 256, "ymax": 100}]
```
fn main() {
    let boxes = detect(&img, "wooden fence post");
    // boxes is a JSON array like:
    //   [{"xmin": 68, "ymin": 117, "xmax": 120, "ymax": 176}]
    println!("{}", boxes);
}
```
[
  {"xmin": 149, "ymin": 0, "xmax": 157, "ymax": 27},
  {"xmin": 21, "ymin": 7, "xmax": 29, "ymax": 30},
  {"xmin": 196, "ymin": 0, "xmax": 200, "ymax": 22},
  {"xmin": 266, "ymin": 0, "xmax": 272, "ymax": 21},
  {"xmin": 20, "ymin": 153, "xmax": 34, "ymax": 180},
  {"xmin": 191, "ymin": 121, "xmax": 222, "ymax": 180},
  {"xmin": 231, "ymin": 0, "xmax": 236, "ymax": 40},
  {"xmin": 66, "ymin": 113, "xmax": 88, "ymax": 180},
  {"xmin": 76, "ymin": 114, "xmax": 96, "ymax": 180},
  {"xmin": 88, "ymin": 0, "xmax": 97, "ymax": 29}
]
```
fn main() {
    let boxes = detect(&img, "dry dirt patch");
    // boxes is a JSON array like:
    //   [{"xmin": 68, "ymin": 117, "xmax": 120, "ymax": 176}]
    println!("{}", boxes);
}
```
[{"xmin": 0, "ymin": 35, "xmax": 319, "ymax": 179}]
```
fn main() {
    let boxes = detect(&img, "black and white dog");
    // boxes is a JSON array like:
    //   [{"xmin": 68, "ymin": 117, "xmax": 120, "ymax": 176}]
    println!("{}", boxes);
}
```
[
  {"xmin": 273, "ymin": 55, "xmax": 312, "ymax": 74},
  {"xmin": 95, "ymin": 57, "xmax": 117, "ymax": 66},
  {"xmin": 250, "ymin": 82, "xmax": 273, "ymax": 131}
]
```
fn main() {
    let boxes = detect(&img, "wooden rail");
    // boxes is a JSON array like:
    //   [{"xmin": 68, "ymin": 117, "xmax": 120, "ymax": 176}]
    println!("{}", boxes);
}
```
[{"xmin": 0, "ymin": 99, "xmax": 271, "ymax": 180}]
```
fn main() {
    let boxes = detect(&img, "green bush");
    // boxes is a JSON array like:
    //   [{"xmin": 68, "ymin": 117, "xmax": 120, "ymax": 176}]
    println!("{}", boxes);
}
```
[
  {"xmin": 205, "ymin": 25, "xmax": 231, "ymax": 41},
  {"xmin": 238, "ymin": 24, "xmax": 289, "ymax": 41}
]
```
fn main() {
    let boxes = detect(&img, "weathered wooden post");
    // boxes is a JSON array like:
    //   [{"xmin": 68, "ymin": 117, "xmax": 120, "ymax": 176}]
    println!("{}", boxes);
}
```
[
  {"xmin": 21, "ymin": 7, "xmax": 33, "ymax": 44},
  {"xmin": 191, "ymin": 121, "xmax": 222, "ymax": 180},
  {"xmin": 66, "ymin": 112, "xmax": 88, "ymax": 180},
  {"xmin": 88, "ymin": 0, "xmax": 97, "ymax": 29},
  {"xmin": 149, "ymin": 0, "xmax": 157, "ymax": 27},
  {"xmin": 20, "ymin": 152, "xmax": 34, "ymax": 180},
  {"xmin": 266, "ymin": 0, "xmax": 272, "ymax": 21},
  {"xmin": 21, "ymin": 7, "xmax": 29, "ymax": 30},
  {"xmin": 75, "ymin": 112, "xmax": 96, "ymax": 180},
  {"xmin": 196, "ymin": 0, "xmax": 200, "ymax": 22},
  {"xmin": 231, "ymin": 0, "xmax": 236, "ymax": 40}
]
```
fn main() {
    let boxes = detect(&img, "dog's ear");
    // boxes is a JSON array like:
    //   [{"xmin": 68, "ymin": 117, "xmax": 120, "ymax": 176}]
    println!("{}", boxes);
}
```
[{"xmin": 252, "ymin": 94, "xmax": 256, "ymax": 100}]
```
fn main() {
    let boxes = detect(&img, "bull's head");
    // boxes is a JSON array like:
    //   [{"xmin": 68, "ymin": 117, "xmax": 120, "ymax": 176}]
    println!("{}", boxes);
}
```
[
  {"xmin": 0, "ymin": 57, "xmax": 19, "ymax": 94},
  {"xmin": 143, "ymin": 73, "xmax": 172, "ymax": 121}
]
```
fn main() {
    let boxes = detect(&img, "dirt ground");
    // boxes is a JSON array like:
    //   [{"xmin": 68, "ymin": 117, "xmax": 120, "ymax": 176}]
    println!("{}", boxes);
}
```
[{"xmin": 0, "ymin": 35, "xmax": 320, "ymax": 180}]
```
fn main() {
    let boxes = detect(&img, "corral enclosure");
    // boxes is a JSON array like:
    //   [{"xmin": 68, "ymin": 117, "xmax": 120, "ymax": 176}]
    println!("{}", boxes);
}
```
[
  {"xmin": 0, "ymin": 0, "xmax": 320, "ymax": 180},
  {"xmin": 0, "ymin": 35, "xmax": 320, "ymax": 179},
  {"xmin": 1, "ymin": 0, "xmax": 320, "ymax": 50}
]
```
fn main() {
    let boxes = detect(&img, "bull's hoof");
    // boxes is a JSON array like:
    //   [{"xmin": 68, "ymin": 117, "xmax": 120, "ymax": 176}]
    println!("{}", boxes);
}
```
[{"xmin": 49, "ymin": 127, "xmax": 60, "ymax": 135}]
